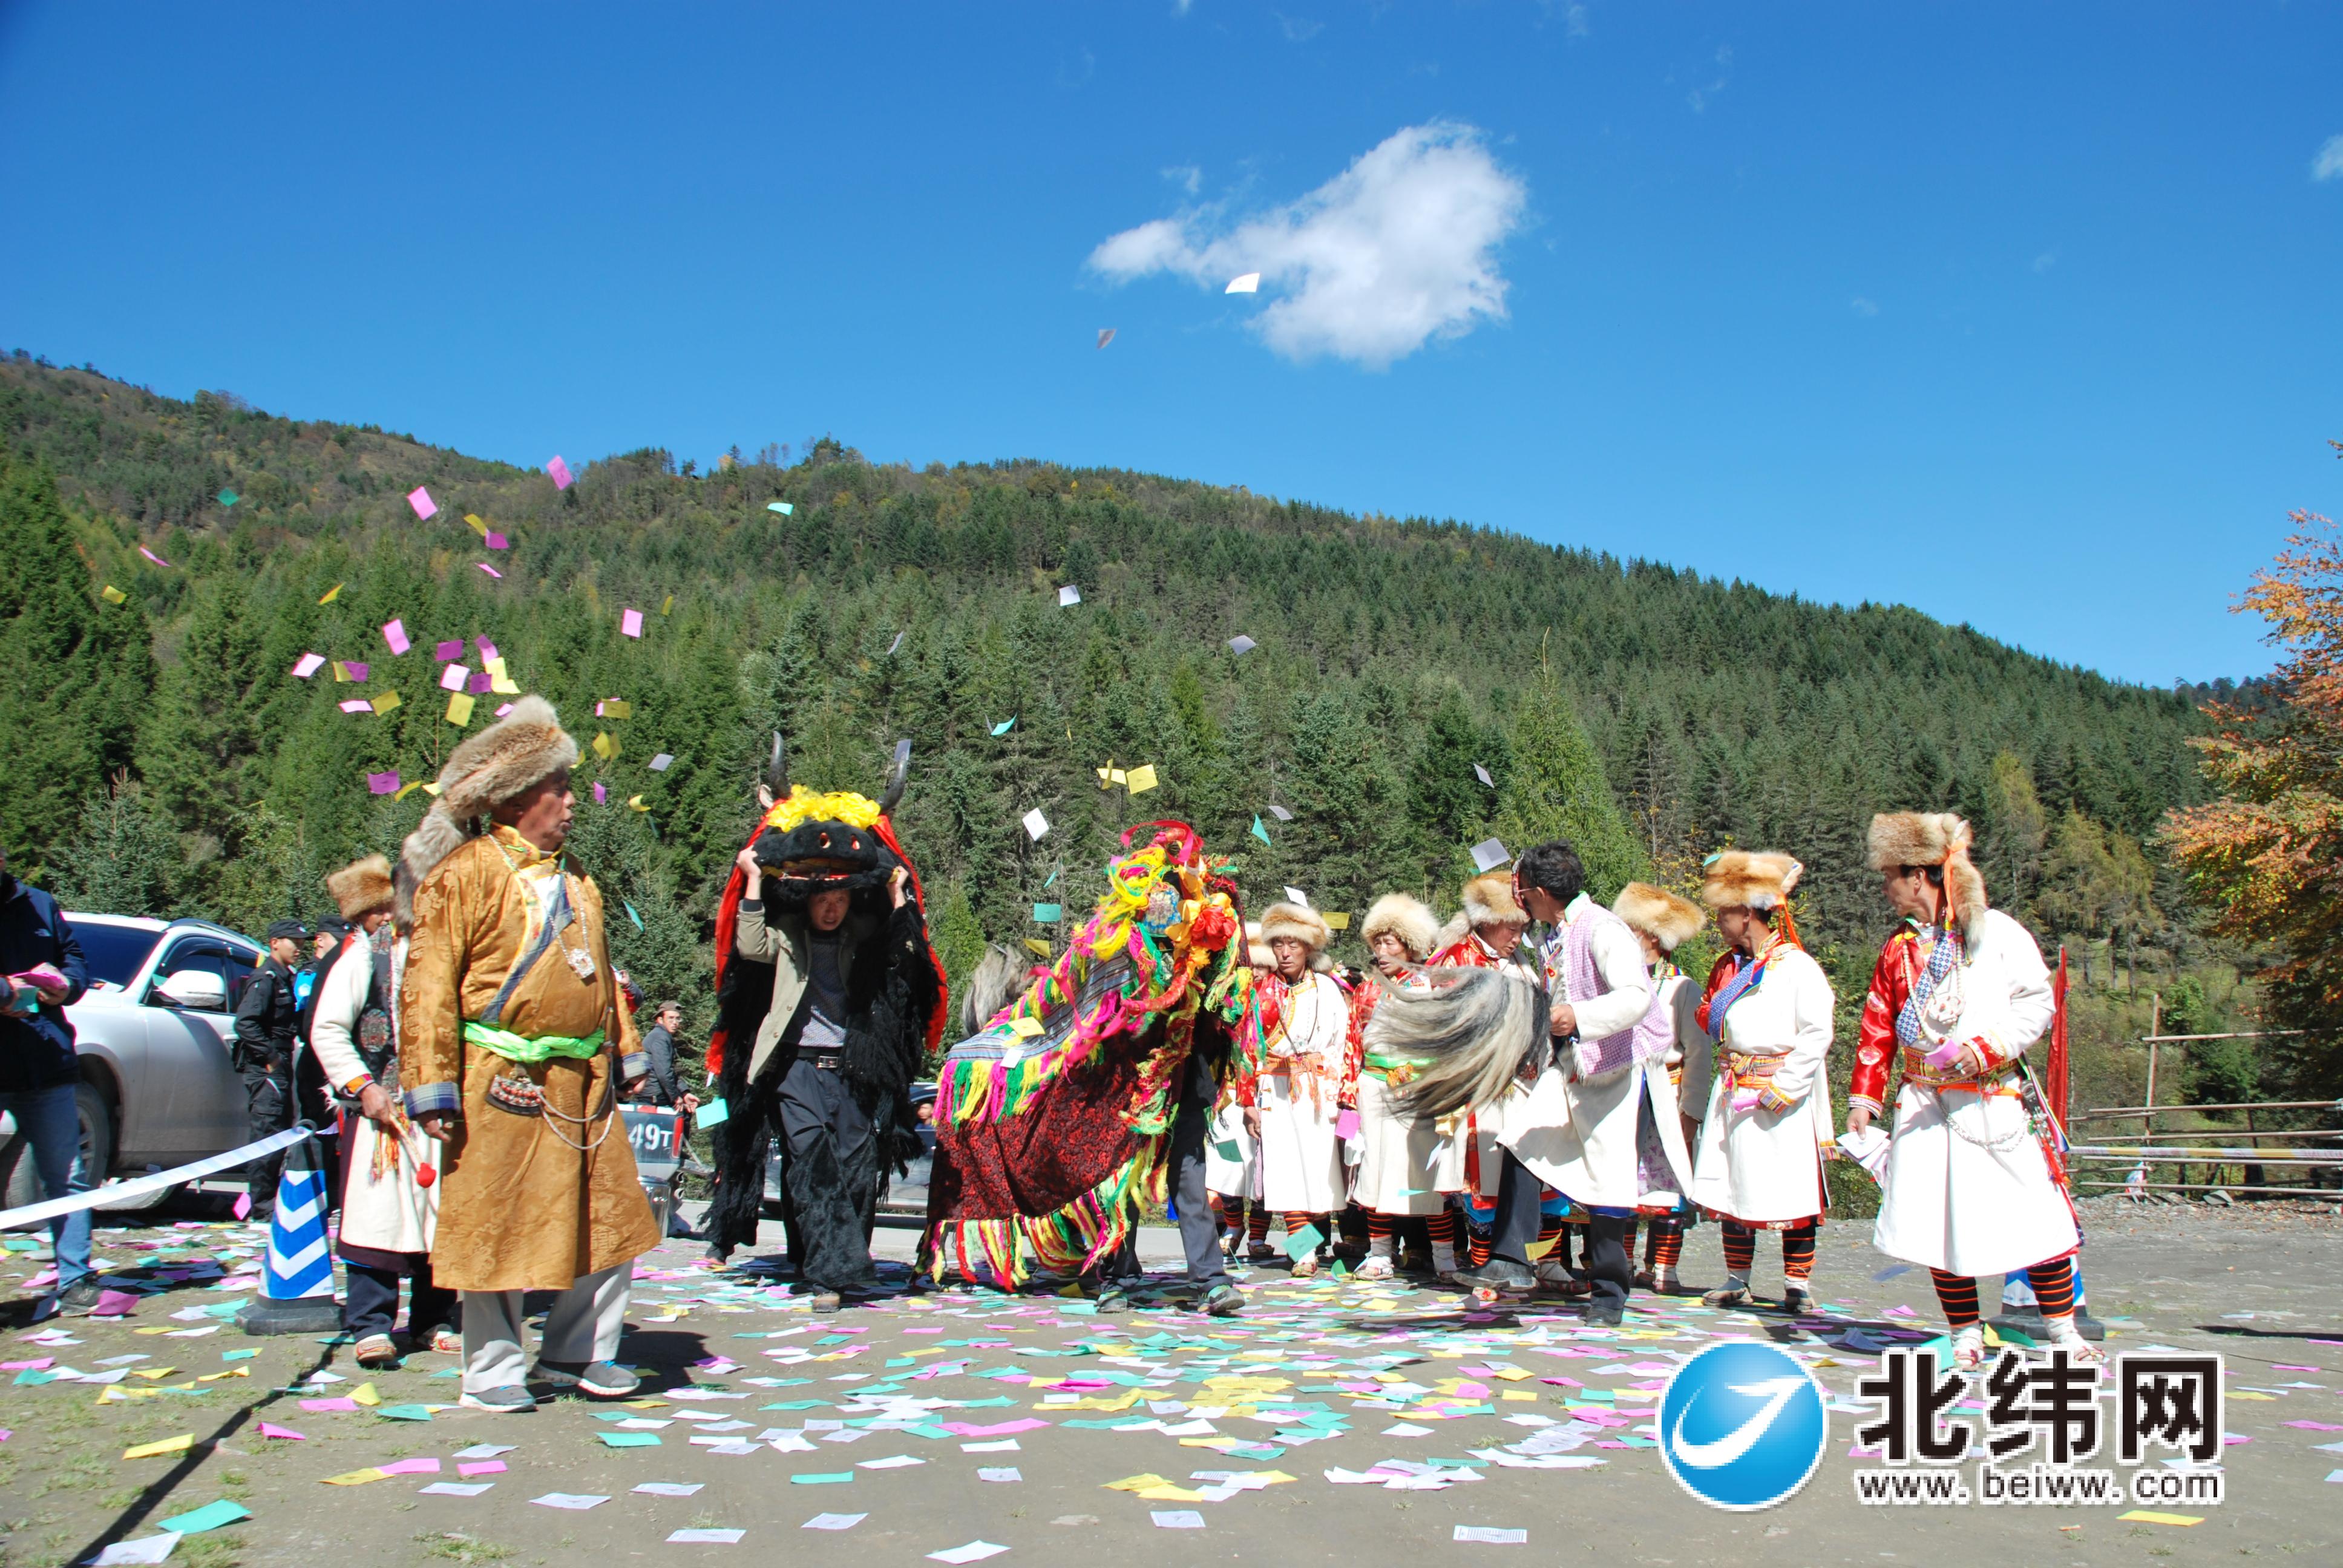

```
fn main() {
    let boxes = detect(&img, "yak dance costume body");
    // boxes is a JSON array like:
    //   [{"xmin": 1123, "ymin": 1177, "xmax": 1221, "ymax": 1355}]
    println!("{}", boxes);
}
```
[
  {"xmin": 1855, "ymin": 812, "xmax": 2092, "ymax": 1368},
  {"xmin": 1686, "ymin": 851, "xmax": 1837, "ymax": 1313},
  {"xmin": 308, "ymin": 854, "xmax": 456, "ymax": 1365},
  {"xmin": 1426, "ymin": 872, "xmax": 1534, "ymax": 1272},
  {"xmin": 397, "ymin": 697, "xmax": 660, "ymax": 1408},
  {"xmin": 1608, "ymin": 882, "xmax": 1709, "ymax": 1296},
  {"xmin": 927, "ymin": 823, "xmax": 1252, "ymax": 1316},
  {"xmin": 1349, "ymin": 894, "xmax": 1452, "ymax": 1280},
  {"xmin": 702, "ymin": 740, "xmax": 946, "ymax": 1308},
  {"xmin": 1250, "ymin": 902, "xmax": 1354, "ymax": 1277}
]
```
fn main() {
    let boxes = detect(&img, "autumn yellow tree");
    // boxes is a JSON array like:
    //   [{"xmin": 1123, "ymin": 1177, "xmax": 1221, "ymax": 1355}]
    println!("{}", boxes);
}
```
[{"xmin": 2164, "ymin": 494, "xmax": 2343, "ymax": 1091}]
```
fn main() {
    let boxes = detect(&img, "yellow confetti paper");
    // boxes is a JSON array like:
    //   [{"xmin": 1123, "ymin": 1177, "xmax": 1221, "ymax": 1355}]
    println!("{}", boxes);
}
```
[
  {"xmin": 1126, "ymin": 764, "xmax": 1158, "ymax": 794},
  {"xmin": 319, "ymin": 583, "xmax": 342, "ymax": 604},
  {"xmin": 1009, "ymin": 1016, "xmax": 1045, "ymax": 1039},
  {"xmin": 350, "ymin": 1381, "xmax": 381, "ymax": 1407},
  {"xmin": 122, "ymin": 1434, "xmax": 194, "ymax": 1460},
  {"xmin": 464, "ymin": 512, "xmax": 490, "ymax": 537},
  {"xmin": 332, "ymin": 662, "xmax": 355, "ymax": 682},
  {"xmin": 445, "ymin": 691, "xmax": 474, "ymax": 725},
  {"xmin": 197, "ymin": 1367, "xmax": 249, "ymax": 1382},
  {"xmin": 1323, "ymin": 912, "xmax": 1352, "ymax": 930},
  {"xmin": 130, "ymin": 1367, "xmax": 177, "ymax": 1380},
  {"xmin": 592, "ymin": 731, "xmax": 619, "ymax": 761},
  {"xmin": 321, "ymin": 1468, "xmax": 391, "ymax": 1486},
  {"xmin": 2118, "ymin": 1512, "xmax": 2203, "ymax": 1527},
  {"xmin": 396, "ymin": 780, "xmax": 427, "ymax": 799},
  {"xmin": 598, "ymin": 699, "xmax": 632, "ymax": 719},
  {"xmin": 1103, "ymin": 1474, "xmax": 1169, "ymax": 1492},
  {"xmin": 484, "ymin": 655, "xmax": 508, "ymax": 678},
  {"xmin": 1524, "ymin": 1234, "xmax": 1558, "ymax": 1260},
  {"xmin": 490, "ymin": 673, "xmax": 519, "ymax": 695},
  {"xmin": 371, "ymin": 690, "xmax": 402, "ymax": 714},
  {"xmin": 1022, "ymin": 939, "xmax": 1052, "ymax": 959},
  {"xmin": 100, "ymin": 584, "xmax": 127, "ymax": 604},
  {"xmin": 627, "ymin": 795, "xmax": 649, "ymax": 812},
  {"xmin": 660, "ymin": 594, "xmax": 674, "ymax": 615}
]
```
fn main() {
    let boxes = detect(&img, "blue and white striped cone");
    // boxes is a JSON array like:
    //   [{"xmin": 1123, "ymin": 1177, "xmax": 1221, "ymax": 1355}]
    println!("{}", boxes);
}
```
[
  {"xmin": 261, "ymin": 1135, "xmax": 333, "ymax": 1300},
  {"xmin": 236, "ymin": 1129, "xmax": 343, "ymax": 1336}
]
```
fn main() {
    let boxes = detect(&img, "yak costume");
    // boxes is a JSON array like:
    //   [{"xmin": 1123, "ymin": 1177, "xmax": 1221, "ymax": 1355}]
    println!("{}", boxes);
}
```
[
  {"xmin": 928, "ymin": 823, "xmax": 1254, "ymax": 1288},
  {"xmin": 396, "ymin": 696, "xmax": 660, "ymax": 1405},
  {"xmin": 702, "ymin": 738, "xmax": 946, "ymax": 1296},
  {"xmin": 1856, "ymin": 812, "xmax": 2088, "ymax": 1365}
]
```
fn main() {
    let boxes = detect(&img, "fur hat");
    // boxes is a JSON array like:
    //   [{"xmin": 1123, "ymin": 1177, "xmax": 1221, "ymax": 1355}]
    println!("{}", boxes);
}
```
[
  {"xmin": 1260, "ymin": 901, "xmax": 1334, "ymax": 969},
  {"xmin": 326, "ymin": 854, "xmax": 395, "ymax": 920},
  {"xmin": 1242, "ymin": 921, "xmax": 1271, "ymax": 969},
  {"xmin": 396, "ymin": 695, "xmax": 579, "ymax": 924},
  {"xmin": 1460, "ymin": 871, "xmax": 1525, "ymax": 929},
  {"xmin": 1611, "ymin": 882, "xmax": 1704, "ymax": 952},
  {"xmin": 1869, "ymin": 811, "xmax": 1988, "ymax": 936},
  {"xmin": 1700, "ymin": 850, "xmax": 1803, "ymax": 912},
  {"xmin": 1362, "ymin": 893, "xmax": 1440, "ymax": 961}
]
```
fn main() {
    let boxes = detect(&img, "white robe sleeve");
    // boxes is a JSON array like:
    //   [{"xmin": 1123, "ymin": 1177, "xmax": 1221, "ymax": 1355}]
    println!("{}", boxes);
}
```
[
  {"xmin": 307, "ymin": 942, "xmax": 375, "ymax": 1092},
  {"xmin": 1760, "ymin": 954, "xmax": 1835, "ymax": 1112},
  {"xmin": 1571, "ymin": 916, "xmax": 1653, "ymax": 1043},
  {"xmin": 1980, "ymin": 913, "xmax": 2053, "ymax": 1068},
  {"xmin": 1671, "ymin": 976, "xmax": 1714, "ymax": 1119}
]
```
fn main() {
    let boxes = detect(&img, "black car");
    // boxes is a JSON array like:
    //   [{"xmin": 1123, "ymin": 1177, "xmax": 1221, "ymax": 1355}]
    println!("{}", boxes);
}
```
[{"xmin": 762, "ymin": 1079, "xmax": 937, "ymax": 1229}]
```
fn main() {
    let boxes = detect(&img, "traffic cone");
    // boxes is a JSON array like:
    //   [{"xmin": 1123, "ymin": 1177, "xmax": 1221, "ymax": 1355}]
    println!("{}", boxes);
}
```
[{"xmin": 234, "ymin": 1129, "xmax": 342, "ymax": 1335}]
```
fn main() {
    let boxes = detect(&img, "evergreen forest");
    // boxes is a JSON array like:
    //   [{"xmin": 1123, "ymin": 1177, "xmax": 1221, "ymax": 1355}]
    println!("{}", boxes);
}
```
[{"xmin": 0, "ymin": 353, "xmax": 2227, "ymax": 1141}]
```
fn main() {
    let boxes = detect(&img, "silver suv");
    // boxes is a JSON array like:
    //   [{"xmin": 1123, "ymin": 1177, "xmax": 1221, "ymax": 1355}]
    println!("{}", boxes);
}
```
[{"xmin": 0, "ymin": 914, "xmax": 261, "ymax": 1212}]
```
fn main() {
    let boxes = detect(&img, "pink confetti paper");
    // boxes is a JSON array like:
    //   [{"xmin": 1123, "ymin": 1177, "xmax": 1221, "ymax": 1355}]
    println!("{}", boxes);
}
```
[
  {"xmin": 139, "ymin": 546, "xmax": 172, "ymax": 568},
  {"xmin": 382, "ymin": 619, "xmax": 411, "ymax": 655},
  {"xmin": 407, "ymin": 486, "xmax": 437, "ymax": 520},
  {"xmin": 485, "ymin": 532, "xmax": 508, "ymax": 550},
  {"xmin": 338, "ymin": 700, "xmax": 373, "ymax": 714},
  {"xmin": 257, "ymin": 1423, "xmax": 305, "ymax": 1440},
  {"xmin": 292, "ymin": 653, "xmax": 326, "ymax": 679},
  {"xmin": 457, "ymin": 1460, "xmax": 506, "ymax": 1477},
  {"xmin": 300, "ymin": 1397, "xmax": 358, "ymax": 1413},
  {"xmin": 621, "ymin": 609, "xmax": 643, "ymax": 638},
  {"xmin": 477, "ymin": 563, "xmax": 503, "ymax": 579},
  {"xmin": 379, "ymin": 1458, "xmax": 440, "ymax": 1476},
  {"xmin": 546, "ymin": 456, "xmax": 573, "ymax": 489},
  {"xmin": 367, "ymin": 773, "xmax": 401, "ymax": 795},
  {"xmin": 440, "ymin": 664, "xmax": 470, "ymax": 691},
  {"xmin": 434, "ymin": 639, "xmax": 464, "ymax": 661}
]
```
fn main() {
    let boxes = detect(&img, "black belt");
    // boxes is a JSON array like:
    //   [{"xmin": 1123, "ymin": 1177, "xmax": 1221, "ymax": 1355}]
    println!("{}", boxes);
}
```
[{"xmin": 805, "ymin": 1053, "xmax": 843, "ymax": 1071}]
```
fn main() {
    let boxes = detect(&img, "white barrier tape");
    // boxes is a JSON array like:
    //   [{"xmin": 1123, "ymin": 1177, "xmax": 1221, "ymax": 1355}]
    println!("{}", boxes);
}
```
[{"xmin": 0, "ymin": 1125, "xmax": 316, "ymax": 1230}]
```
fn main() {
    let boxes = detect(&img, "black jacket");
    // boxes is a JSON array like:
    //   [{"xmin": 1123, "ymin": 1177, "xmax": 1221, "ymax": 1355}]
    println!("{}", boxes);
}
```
[
  {"xmin": 0, "ymin": 876, "xmax": 89, "ymax": 1094},
  {"xmin": 232, "ymin": 958, "xmax": 300, "ymax": 1070},
  {"xmin": 639, "ymin": 1024, "xmax": 681, "ymax": 1106}
]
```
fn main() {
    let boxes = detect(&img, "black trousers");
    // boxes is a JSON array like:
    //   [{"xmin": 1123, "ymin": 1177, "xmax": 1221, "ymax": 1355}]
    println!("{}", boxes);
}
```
[
  {"xmin": 776, "ymin": 1057, "xmax": 878, "ymax": 1292},
  {"xmin": 1096, "ymin": 1054, "xmax": 1229, "ymax": 1292},
  {"xmin": 344, "ymin": 1256, "xmax": 460, "ymax": 1341},
  {"xmin": 1489, "ymin": 1148, "xmax": 1631, "ymax": 1311},
  {"xmin": 240, "ymin": 1062, "xmax": 290, "ymax": 1215}
]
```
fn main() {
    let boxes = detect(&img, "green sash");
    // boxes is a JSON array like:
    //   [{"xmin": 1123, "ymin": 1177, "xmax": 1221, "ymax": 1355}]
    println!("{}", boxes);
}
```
[{"xmin": 463, "ymin": 1019, "xmax": 606, "ymax": 1062}]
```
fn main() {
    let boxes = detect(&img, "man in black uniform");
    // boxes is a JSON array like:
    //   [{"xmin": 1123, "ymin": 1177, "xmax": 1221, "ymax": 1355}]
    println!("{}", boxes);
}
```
[{"xmin": 232, "ymin": 918, "xmax": 307, "ymax": 1221}]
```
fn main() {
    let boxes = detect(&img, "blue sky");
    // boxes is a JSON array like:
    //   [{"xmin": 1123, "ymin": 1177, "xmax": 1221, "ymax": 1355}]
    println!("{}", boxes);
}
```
[{"xmin": 4, "ymin": 2, "xmax": 2338, "ymax": 686}]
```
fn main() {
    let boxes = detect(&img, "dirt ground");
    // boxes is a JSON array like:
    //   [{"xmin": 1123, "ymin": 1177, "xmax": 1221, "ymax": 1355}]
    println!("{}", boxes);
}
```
[{"xmin": 0, "ymin": 1192, "xmax": 2335, "ymax": 1568}]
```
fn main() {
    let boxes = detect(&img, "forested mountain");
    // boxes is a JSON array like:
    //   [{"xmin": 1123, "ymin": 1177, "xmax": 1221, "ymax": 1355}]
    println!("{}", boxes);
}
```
[{"xmin": 0, "ymin": 352, "xmax": 2206, "ymax": 1047}]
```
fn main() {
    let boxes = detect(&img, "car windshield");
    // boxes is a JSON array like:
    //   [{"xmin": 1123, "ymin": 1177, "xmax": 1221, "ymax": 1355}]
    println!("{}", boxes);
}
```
[{"xmin": 68, "ymin": 921, "xmax": 164, "ymax": 990}]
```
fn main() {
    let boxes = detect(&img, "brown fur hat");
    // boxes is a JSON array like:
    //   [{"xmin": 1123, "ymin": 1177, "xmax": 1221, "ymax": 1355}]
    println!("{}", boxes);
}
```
[
  {"xmin": 1611, "ymin": 882, "xmax": 1704, "ymax": 952},
  {"xmin": 1260, "ymin": 901, "xmax": 1334, "ymax": 970},
  {"xmin": 1700, "ymin": 850, "xmax": 1803, "ymax": 912},
  {"xmin": 396, "ymin": 695, "xmax": 578, "ymax": 924},
  {"xmin": 1869, "ymin": 811, "xmax": 1988, "ymax": 936},
  {"xmin": 1460, "ymin": 871, "xmax": 1525, "ymax": 929},
  {"xmin": 326, "ymin": 854, "xmax": 395, "ymax": 920},
  {"xmin": 1362, "ymin": 893, "xmax": 1440, "ymax": 961}
]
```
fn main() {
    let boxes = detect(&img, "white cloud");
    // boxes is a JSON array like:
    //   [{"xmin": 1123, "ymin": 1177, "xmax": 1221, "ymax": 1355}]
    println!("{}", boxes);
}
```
[
  {"xmin": 2315, "ymin": 135, "xmax": 2343, "ymax": 181},
  {"xmin": 2031, "ymin": 249, "xmax": 2059, "ymax": 274},
  {"xmin": 1275, "ymin": 11, "xmax": 1324, "ymax": 42},
  {"xmin": 1162, "ymin": 164, "xmax": 1203, "ymax": 195},
  {"xmin": 1086, "ymin": 121, "xmax": 1528, "ymax": 368},
  {"xmin": 1849, "ymin": 296, "xmax": 1879, "ymax": 318}
]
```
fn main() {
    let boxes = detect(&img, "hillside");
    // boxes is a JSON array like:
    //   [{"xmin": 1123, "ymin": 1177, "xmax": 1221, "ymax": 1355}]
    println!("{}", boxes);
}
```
[{"xmin": 0, "ymin": 351, "xmax": 2206, "ymax": 1039}]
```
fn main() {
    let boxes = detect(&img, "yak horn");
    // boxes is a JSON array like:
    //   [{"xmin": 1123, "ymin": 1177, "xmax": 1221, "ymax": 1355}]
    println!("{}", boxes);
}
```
[
  {"xmin": 880, "ymin": 737, "xmax": 911, "ymax": 814},
  {"xmin": 766, "ymin": 731, "xmax": 790, "ymax": 800}
]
